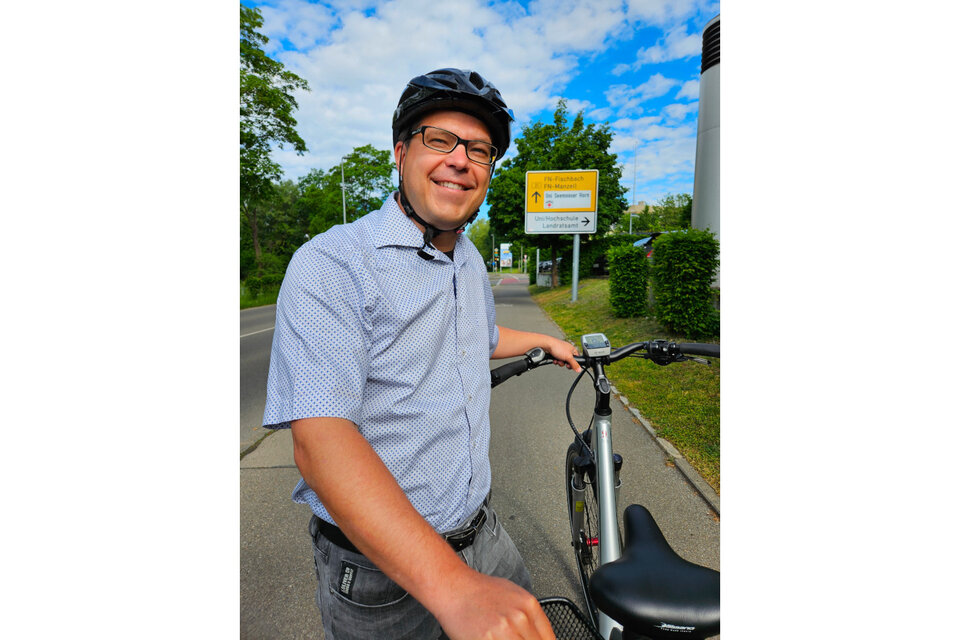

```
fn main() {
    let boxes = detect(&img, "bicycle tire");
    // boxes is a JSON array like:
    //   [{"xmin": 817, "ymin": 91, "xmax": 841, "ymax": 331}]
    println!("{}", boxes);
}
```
[{"xmin": 565, "ymin": 438, "xmax": 600, "ymax": 628}]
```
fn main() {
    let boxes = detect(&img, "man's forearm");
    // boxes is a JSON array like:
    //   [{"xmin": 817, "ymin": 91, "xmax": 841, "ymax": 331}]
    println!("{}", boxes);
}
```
[
  {"xmin": 492, "ymin": 326, "xmax": 582, "ymax": 371},
  {"xmin": 291, "ymin": 417, "xmax": 472, "ymax": 610}
]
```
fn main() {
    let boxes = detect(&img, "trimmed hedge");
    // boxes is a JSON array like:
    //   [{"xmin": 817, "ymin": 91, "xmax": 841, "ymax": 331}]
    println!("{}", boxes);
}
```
[
  {"xmin": 607, "ymin": 244, "xmax": 649, "ymax": 317},
  {"xmin": 556, "ymin": 234, "xmax": 644, "ymax": 285},
  {"xmin": 651, "ymin": 229, "xmax": 720, "ymax": 339}
]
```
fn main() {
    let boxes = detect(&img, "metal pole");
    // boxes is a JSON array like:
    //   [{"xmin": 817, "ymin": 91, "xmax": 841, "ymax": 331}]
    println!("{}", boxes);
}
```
[
  {"xmin": 340, "ymin": 159, "xmax": 347, "ymax": 225},
  {"xmin": 571, "ymin": 234, "xmax": 580, "ymax": 302}
]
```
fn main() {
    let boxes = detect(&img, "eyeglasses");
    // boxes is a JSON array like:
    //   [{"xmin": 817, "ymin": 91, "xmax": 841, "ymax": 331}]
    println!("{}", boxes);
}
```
[{"xmin": 408, "ymin": 125, "xmax": 498, "ymax": 166}]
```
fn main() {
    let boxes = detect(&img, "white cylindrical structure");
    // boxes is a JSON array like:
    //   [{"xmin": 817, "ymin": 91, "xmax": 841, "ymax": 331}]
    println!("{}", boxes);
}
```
[{"xmin": 691, "ymin": 15, "xmax": 720, "ymax": 287}]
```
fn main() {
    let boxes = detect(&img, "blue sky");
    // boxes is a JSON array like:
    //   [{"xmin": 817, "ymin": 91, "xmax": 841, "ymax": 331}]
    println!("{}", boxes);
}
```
[{"xmin": 244, "ymin": 0, "xmax": 720, "ymax": 215}]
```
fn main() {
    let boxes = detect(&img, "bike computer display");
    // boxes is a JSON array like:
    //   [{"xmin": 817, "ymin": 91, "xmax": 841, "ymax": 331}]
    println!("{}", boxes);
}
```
[{"xmin": 581, "ymin": 333, "xmax": 611, "ymax": 358}]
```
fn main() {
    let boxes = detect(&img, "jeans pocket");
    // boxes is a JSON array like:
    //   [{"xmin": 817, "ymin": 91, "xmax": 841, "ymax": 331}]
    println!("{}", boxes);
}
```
[{"xmin": 328, "ymin": 557, "xmax": 409, "ymax": 608}]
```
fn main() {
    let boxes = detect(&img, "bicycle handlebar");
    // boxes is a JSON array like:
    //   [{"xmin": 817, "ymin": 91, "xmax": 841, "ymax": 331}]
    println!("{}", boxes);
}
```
[
  {"xmin": 490, "ymin": 340, "xmax": 719, "ymax": 388},
  {"xmin": 676, "ymin": 343, "xmax": 720, "ymax": 358}
]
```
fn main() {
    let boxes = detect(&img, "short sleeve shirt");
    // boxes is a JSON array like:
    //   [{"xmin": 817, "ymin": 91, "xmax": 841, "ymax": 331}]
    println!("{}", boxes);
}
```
[{"xmin": 262, "ymin": 195, "xmax": 499, "ymax": 533}]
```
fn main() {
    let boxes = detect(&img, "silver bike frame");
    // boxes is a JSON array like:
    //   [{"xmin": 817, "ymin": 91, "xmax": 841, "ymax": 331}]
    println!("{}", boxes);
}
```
[{"xmin": 593, "ymin": 369, "xmax": 623, "ymax": 639}]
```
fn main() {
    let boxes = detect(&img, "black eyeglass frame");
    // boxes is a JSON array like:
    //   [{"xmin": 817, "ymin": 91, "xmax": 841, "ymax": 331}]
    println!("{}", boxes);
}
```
[{"xmin": 407, "ymin": 125, "xmax": 499, "ymax": 166}]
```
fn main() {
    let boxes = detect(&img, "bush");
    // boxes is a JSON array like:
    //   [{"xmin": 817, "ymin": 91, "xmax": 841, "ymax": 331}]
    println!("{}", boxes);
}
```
[
  {"xmin": 607, "ymin": 244, "xmax": 649, "ymax": 317},
  {"xmin": 556, "ymin": 234, "xmax": 644, "ymax": 286},
  {"xmin": 261, "ymin": 273, "xmax": 284, "ymax": 287},
  {"xmin": 651, "ymin": 229, "xmax": 720, "ymax": 339},
  {"xmin": 527, "ymin": 251, "xmax": 537, "ymax": 284},
  {"xmin": 245, "ymin": 276, "xmax": 263, "ymax": 297}
]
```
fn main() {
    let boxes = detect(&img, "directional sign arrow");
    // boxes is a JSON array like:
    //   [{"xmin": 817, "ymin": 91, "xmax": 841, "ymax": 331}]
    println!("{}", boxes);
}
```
[
  {"xmin": 582, "ymin": 217, "xmax": 590, "ymax": 226},
  {"xmin": 532, "ymin": 191, "xmax": 541, "ymax": 203}
]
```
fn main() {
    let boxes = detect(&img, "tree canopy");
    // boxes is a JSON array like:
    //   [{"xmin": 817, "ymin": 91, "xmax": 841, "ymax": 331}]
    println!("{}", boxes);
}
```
[
  {"xmin": 240, "ymin": 2, "xmax": 309, "ymax": 275},
  {"xmin": 613, "ymin": 193, "xmax": 693, "ymax": 235},
  {"xmin": 296, "ymin": 144, "xmax": 395, "ymax": 236},
  {"xmin": 486, "ymin": 100, "xmax": 627, "ymax": 283},
  {"xmin": 240, "ymin": 3, "xmax": 309, "ymax": 198}
]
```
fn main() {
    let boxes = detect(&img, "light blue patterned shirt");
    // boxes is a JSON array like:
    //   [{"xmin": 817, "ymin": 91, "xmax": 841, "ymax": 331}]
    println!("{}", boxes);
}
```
[{"xmin": 262, "ymin": 194, "xmax": 499, "ymax": 533}]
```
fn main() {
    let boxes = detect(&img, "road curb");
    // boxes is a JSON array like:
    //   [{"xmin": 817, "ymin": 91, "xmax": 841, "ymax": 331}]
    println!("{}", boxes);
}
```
[{"xmin": 612, "ymin": 385, "xmax": 720, "ymax": 516}]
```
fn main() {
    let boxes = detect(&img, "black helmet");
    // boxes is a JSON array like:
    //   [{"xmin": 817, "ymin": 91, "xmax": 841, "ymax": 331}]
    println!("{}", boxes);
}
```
[{"xmin": 392, "ymin": 68, "xmax": 514, "ymax": 159}]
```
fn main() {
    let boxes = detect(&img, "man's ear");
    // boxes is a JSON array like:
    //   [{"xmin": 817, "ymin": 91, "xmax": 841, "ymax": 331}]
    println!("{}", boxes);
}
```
[{"xmin": 394, "ymin": 140, "xmax": 405, "ymax": 173}]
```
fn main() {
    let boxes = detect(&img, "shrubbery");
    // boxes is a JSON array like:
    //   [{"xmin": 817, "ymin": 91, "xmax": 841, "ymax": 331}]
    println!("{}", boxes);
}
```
[
  {"xmin": 556, "ymin": 234, "xmax": 643, "ymax": 285},
  {"xmin": 651, "ymin": 229, "xmax": 719, "ymax": 339},
  {"xmin": 607, "ymin": 244, "xmax": 649, "ymax": 317}
]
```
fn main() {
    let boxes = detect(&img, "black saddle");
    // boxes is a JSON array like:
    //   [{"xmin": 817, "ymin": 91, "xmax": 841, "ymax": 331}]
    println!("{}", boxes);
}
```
[{"xmin": 589, "ymin": 504, "xmax": 720, "ymax": 639}]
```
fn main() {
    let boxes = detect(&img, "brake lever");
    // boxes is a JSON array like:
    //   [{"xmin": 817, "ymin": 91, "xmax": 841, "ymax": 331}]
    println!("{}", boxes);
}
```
[{"xmin": 525, "ymin": 346, "xmax": 550, "ymax": 365}]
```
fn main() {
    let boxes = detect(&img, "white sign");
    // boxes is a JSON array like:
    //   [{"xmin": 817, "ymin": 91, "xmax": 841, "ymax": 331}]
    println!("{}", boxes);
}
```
[
  {"xmin": 526, "ymin": 213, "xmax": 596, "ymax": 234},
  {"xmin": 525, "ymin": 170, "xmax": 599, "ymax": 235},
  {"xmin": 544, "ymin": 190, "xmax": 592, "ymax": 209}
]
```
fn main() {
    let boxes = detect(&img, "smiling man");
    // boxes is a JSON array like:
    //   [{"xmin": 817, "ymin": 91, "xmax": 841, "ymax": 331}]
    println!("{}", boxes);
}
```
[{"xmin": 262, "ymin": 69, "xmax": 580, "ymax": 640}]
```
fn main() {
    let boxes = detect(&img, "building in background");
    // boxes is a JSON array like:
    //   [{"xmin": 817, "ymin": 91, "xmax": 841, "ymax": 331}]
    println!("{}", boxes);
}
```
[{"xmin": 691, "ymin": 14, "xmax": 720, "ymax": 287}]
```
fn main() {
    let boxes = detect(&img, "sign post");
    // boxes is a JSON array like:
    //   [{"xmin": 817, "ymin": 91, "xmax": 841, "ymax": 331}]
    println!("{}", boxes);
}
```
[{"xmin": 524, "ymin": 170, "xmax": 599, "ymax": 301}]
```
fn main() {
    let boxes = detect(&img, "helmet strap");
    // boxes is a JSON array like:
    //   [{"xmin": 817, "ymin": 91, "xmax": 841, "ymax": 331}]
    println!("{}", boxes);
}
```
[{"xmin": 397, "ymin": 149, "xmax": 480, "ymax": 261}]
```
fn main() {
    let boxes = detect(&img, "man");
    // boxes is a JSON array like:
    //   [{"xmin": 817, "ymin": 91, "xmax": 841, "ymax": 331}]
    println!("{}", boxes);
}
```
[{"xmin": 263, "ymin": 68, "xmax": 580, "ymax": 640}]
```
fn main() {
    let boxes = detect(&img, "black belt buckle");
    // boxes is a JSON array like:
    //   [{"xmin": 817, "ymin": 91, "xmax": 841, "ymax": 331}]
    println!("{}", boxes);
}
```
[{"xmin": 445, "ymin": 508, "xmax": 487, "ymax": 552}]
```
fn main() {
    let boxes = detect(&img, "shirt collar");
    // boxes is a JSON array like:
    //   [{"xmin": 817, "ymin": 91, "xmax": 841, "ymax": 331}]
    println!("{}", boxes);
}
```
[{"xmin": 372, "ymin": 192, "xmax": 465, "ymax": 263}]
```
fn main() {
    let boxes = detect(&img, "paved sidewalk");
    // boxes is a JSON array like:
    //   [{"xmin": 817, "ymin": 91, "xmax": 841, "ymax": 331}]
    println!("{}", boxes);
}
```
[{"xmin": 240, "ymin": 272, "xmax": 719, "ymax": 639}]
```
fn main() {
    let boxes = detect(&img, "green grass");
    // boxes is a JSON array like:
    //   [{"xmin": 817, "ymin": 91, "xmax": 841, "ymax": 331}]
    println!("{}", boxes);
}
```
[
  {"xmin": 240, "ymin": 283, "xmax": 281, "ymax": 309},
  {"xmin": 531, "ymin": 277, "xmax": 720, "ymax": 491}
]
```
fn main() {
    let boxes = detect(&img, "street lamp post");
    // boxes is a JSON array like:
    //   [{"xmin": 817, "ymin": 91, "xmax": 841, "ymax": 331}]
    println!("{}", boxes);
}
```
[{"xmin": 340, "ymin": 157, "xmax": 347, "ymax": 225}]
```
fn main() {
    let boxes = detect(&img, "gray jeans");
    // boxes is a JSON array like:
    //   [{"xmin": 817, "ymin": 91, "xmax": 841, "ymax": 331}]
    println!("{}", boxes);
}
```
[{"xmin": 309, "ymin": 503, "xmax": 533, "ymax": 640}]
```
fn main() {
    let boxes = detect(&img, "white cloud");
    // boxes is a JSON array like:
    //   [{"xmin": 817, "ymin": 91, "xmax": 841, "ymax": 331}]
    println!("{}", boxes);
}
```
[
  {"xmin": 663, "ymin": 101, "xmax": 698, "ymax": 122},
  {"xmin": 257, "ymin": 0, "xmax": 338, "ymax": 53},
  {"xmin": 248, "ymin": 0, "xmax": 706, "ymax": 189},
  {"xmin": 624, "ymin": 0, "xmax": 701, "ymax": 25},
  {"xmin": 676, "ymin": 78, "xmax": 699, "ymax": 100},
  {"xmin": 616, "ymin": 23, "xmax": 704, "ymax": 74},
  {"xmin": 605, "ymin": 73, "xmax": 680, "ymax": 118}
]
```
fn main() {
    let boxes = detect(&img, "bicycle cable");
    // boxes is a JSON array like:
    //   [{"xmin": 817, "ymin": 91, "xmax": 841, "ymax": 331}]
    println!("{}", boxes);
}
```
[{"xmin": 565, "ymin": 365, "xmax": 595, "ymax": 458}]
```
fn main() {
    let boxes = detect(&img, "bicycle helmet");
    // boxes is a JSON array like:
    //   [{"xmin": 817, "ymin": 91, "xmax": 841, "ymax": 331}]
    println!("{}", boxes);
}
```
[
  {"xmin": 393, "ymin": 68, "xmax": 514, "ymax": 157},
  {"xmin": 392, "ymin": 68, "xmax": 514, "ymax": 260}
]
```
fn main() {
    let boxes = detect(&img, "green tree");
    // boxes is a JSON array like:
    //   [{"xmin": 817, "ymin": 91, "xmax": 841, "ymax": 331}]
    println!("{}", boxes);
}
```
[
  {"xmin": 655, "ymin": 193, "xmax": 693, "ymax": 230},
  {"xmin": 240, "ymin": 2, "xmax": 309, "ymax": 276},
  {"xmin": 296, "ymin": 144, "xmax": 395, "ymax": 236},
  {"xmin": 610, "ymin": 193, "xmax": 692, "ymax": 235},
  {"xmin": 486, "ymin": 100, "xmax": 628, "ymax": 286},
  {"xmin": 466, "ymin": 218, "xmax": 492, "ymax": 269},
  {"xmin": 613, "ymin": 203, "xmax": 658, "ymax": 235}
]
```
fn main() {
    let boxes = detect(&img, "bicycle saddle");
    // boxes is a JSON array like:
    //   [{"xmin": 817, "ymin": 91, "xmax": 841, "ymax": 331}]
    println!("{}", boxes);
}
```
[{"xmin": 589, "ymin": 504, "xmax": 720, "ymax": 639}]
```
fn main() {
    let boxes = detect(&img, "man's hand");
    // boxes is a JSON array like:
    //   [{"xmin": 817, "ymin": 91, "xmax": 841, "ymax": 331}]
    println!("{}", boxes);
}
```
[
  {"xmin": 492, "ymin": 327, "xmax": 581, "ymax": 373},
  {"xmin": 435, "ymin": 571, "xmax": 556, "ymax": 640},
  {"xmin": 543, "ymin": 336, "xmax": 582, "ymax": 372}
]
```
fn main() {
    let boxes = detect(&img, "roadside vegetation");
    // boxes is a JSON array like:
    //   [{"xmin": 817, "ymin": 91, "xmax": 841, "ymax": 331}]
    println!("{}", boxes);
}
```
[
  {"xmin": 240, "ymin": 281, "xmax": 281, "ymax": 309},
  {"xmin": 530, "ymin": 277, "xmax": 720, "ymax": 491}
]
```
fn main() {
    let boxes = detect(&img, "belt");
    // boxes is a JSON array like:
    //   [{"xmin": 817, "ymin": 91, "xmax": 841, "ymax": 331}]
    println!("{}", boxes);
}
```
[{"xmin": 311, "ymin": 501, "xmax": 489, "ymax": 556}]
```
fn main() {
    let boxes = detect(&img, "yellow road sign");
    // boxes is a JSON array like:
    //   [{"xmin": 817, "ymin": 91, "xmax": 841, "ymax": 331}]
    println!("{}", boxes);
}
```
[{"xmin": 525, "ymin": 169, "xmax": 599, "ymax": 234}]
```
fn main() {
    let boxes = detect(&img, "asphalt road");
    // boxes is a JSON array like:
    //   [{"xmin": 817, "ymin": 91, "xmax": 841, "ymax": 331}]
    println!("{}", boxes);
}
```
[
  {"xmin": 240, "ymin": 304, "xmax": 276, "ymax": 454},
  {"xmin": 239, "ymin": 274, "xmax": 719, "ymax": 638}
]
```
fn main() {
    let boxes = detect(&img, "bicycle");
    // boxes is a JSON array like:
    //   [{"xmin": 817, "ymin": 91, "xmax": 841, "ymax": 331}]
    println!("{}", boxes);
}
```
[{"xmin": 490, "ymin": 333, "xmax": 721, "ymax": 640}]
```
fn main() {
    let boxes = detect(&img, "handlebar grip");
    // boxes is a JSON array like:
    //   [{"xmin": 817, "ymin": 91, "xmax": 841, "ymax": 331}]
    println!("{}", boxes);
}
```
[
  {"xmin": 490, "ymin": 358, "xmax": 532, "ymax": 388},
  {"xmin": 676, "ymin": 343, "xmax": 720, "ymax": 358}
]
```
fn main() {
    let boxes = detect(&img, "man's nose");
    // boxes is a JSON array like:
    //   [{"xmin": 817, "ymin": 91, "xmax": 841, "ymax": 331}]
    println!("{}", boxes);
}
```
[{"xmin": 446, "ymin": 141, "xmax": 471, "ymax": 167}]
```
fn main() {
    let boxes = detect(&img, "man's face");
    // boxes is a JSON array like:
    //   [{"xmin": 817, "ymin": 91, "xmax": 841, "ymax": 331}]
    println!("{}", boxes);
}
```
[{"xmin": 394, "ymin": 110, "xmax": 492, "ymax": 231}]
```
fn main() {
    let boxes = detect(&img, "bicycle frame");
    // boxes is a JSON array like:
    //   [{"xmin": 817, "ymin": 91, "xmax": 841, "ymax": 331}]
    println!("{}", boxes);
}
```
[
  {"xmin": 491, "ymin": 339, "xmax": 721, "ymax": 640},
  {"xmin": 591, "ymin": 363, "xmax": 623, "ymax": 639}
]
